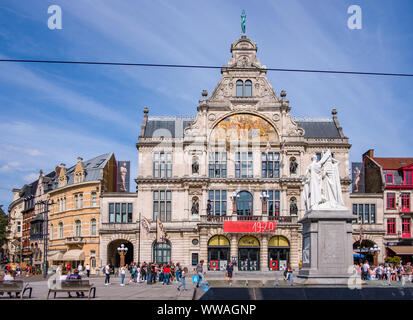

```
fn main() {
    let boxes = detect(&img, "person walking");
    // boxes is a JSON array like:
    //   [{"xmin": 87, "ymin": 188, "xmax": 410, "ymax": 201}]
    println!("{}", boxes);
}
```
[
  {"xmin": 104, "ymin": 264, "xmax": 111, "ymax": 285},
  {"xmin": 177, "ymin": 267, "xmax": 188, "ymax": 291},
  {"xmin": 226, "ymin": 261, "xmax": 234, "ymax": 286},
  {"xmin": 120, "ymin": 265, "xmax": 126, "ymax": 286},
  {"xmin": 85, "ymin": 264, "xmax": 90, "ymax": 278},
  {"xmin": 286, "ymin": 263, "xmax": 294, "ymax": 286},
  {"xmin": 195, "ymin": 260, "xmax": 206, "ymax": 288}
]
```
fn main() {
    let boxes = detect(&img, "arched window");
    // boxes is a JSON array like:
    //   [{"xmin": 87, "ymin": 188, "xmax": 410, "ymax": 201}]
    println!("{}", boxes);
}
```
[
  {"xmin": 153, "ymin": 240, "xmax": 171, "ymax": 265},
  {"xmin": 58, "ymin": 222, "xmax": 64, "ymax": 239},
  {"xmin": 75, "ymin": 220, "xmax": 81, "ymax": 237},
  {"xmin": 237, "ymin": 191, "xmax": 253, "ymax": 216},
  {"xmin": 90, "ymin": 219, "xmax": 97, "ymax": 236},
  {"xmin": 236, "ymin": 80, "xmax": 243, "ymax": 97},
  {"xmin": 245, "ymin": 80, "xmax": 252, "ymax": 97}
]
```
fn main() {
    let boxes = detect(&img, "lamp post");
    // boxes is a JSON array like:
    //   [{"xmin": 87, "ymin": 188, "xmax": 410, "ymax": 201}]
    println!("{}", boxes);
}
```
[
  {"xmin": 37, "ymin": 200, "xmax": 54, "ymax": 279},
  {"xmin": 260, "ymin": 191, "xmax": 269, "ymax": 216},
  {"xmin": 117, "ymin": 244, "xmax": 128, "ymax": 267}
]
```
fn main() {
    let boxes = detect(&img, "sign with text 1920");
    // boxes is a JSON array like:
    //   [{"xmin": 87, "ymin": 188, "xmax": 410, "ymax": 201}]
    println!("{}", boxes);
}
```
[{"xmin": 223, "ymin": 221, "xmax": 276, "ymax": 233}]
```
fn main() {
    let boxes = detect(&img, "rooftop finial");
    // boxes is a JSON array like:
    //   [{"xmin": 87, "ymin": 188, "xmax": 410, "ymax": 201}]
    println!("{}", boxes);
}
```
[{"xmin": 241, "ymin": 10, "xmax": 246, "ymax": 34}]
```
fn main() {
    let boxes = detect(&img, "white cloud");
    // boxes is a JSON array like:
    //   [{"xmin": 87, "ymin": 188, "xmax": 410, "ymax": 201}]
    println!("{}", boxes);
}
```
[{"xmin": 23, "ymin": 173, "xmax": 39, "ymax": 183}]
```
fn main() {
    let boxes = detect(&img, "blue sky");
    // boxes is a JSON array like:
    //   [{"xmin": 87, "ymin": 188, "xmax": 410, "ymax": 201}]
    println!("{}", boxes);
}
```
[{"xmin": 0, "ymin": 0, "xmax": 412, "ymax": 207}]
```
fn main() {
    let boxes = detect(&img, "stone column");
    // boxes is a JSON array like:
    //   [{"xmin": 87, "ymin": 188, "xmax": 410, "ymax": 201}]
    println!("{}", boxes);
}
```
[
  {"xmin": 260, "ymin": 235, "xmax": 268, "ymax": 271},
  {"xmin": 199, "ymin": 228, "xmax": 208, "ymax": 264},
  {"xmin": 230, "ymin": 234, "xmax": 238, "ymax": 271}
]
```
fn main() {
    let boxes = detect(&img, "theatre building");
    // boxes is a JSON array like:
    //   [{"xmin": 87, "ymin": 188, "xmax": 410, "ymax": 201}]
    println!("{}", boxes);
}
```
[{"xmin": 135, "ymin": 34, "xmax": 352, "ymax": 271}]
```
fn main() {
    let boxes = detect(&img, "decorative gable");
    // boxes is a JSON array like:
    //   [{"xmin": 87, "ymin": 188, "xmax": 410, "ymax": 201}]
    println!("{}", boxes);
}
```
[
  {"xmin": 58, "ymin": 163, "xmax": 68, "ymax": 188},
  {"xmin": 74, "ymin": 157, "xmax": 85, "ymax": 183}
]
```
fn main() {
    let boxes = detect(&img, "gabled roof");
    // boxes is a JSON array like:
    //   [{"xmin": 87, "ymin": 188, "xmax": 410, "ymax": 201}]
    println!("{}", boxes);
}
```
[
  {"xmin": 53, "ymin": 153, "xmax": 113, "ymax": 187},
  {"xmin": 294, "ymin": 118, "xmax": 341, "ymax": 139},
  {"xmin": 373, "ymin": 158, "xmax": 413, "ymax": 170}
]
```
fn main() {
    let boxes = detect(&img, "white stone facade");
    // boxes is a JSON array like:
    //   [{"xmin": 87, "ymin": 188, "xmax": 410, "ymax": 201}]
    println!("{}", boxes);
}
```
[{"xmin": 101, "ymin": 35, "xmax": 352, "ymax": 271}]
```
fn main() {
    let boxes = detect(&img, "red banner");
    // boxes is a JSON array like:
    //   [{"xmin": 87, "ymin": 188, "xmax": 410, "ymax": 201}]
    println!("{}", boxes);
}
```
[{"xmin": 223, "ymin": 221, "xmax": 276, "ymax": 233}]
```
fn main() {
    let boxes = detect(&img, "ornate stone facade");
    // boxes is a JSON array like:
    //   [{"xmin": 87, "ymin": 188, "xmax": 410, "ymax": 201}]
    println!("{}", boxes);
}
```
[{"xmin": 134, "ymin": 35, "xmax": 351, "ymax": 271}]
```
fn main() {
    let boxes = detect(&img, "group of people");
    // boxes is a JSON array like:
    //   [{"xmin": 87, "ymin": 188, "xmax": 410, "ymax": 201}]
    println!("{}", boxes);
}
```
[
  {"xmin": 2, "ymin": 264, "xmax": 34, "ymax": 277},
  {"xmin": 356, "ymin": 260, "xmax": 413, "ymax": 285},
  {"xmin": 103, "ymin": 261, "xmax": 190, "ymax": 291}
]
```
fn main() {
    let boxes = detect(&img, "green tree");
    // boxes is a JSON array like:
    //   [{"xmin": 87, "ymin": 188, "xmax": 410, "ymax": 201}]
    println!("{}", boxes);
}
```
[{"xmin": 0, "ymin": 205, "xmax": 9, "ymax": 247}]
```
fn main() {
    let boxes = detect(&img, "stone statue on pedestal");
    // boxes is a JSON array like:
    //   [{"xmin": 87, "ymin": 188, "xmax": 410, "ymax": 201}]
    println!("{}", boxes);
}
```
[{"xmin": 302, "ymin": 150, "xmax": 346, "ymax": 211}]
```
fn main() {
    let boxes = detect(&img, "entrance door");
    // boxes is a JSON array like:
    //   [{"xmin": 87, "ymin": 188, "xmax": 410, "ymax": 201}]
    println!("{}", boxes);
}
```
[
  {"xmin": 238, "ymin": 248, "xmax": 260, "ymax": 271},
  {"xmin": 268, "ymin": 248, "xmax": 290, "ymax": 271}
]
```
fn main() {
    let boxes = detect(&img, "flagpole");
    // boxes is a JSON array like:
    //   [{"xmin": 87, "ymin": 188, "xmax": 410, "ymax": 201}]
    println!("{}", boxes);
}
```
[{"xmin": 138, "ymin": 212, "xmax": 141, "ymax": 264}]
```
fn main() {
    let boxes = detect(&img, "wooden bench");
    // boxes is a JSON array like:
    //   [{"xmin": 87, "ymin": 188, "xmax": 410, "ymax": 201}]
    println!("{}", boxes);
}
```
[
  {"xmin": 47, "ymin": 279, "xmax": 96, "ymax": 300},
  {"xmin": 0, "ymin": 280, "xmax": 33, "ymax": 299}
]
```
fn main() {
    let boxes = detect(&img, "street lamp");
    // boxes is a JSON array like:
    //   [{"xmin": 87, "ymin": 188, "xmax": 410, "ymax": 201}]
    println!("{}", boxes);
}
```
[
  {"xmin": 36, "ymin": 199, "xmax": 54, "ymax": 279},
  {"xmin": 117, "ymin": 244, "xmax": 128, "ymax": 267}
]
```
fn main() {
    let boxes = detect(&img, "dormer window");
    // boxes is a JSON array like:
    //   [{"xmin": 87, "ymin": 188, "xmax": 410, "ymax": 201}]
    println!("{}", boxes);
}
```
[
  {"xmin": 386, "ymin": 174, "xmax": 393, "ymax": 184},
  {"xmin": 236, "ymin": 79, "xmax": 253, "ymax": 97},
  {"xmin": 404, "ymin": 170, "xmax": 412, "ymax": 185}
]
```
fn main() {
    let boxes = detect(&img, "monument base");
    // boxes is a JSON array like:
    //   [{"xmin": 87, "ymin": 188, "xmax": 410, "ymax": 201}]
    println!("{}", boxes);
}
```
[{"xmin": 297, "ymin": 209, "xmax": 356, "ymax": 286}]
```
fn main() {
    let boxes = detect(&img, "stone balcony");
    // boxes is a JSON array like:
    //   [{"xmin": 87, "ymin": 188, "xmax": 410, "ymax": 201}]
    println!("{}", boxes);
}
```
[
  {"xmin": 65, "ymin": 236, "xmax": 86, "ymax": 245},
  {"xmin": 199, "ymin": 215, "xmax": 299, "ymax": 225}
]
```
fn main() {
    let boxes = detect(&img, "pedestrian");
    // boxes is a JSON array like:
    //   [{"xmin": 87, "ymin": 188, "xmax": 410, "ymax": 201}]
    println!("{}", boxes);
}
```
[
  {"xmin": 85, "ymin": 264, "xmax": 90, "ymax": 278},
  {"xmin": 104, "ymin": 264, "xmax": 111, "ymax": 285},
  {"xmin": 195, "ymin": 260, "xmax": 206, "ymax": 288},
  {"xmin": 385, "ymin": 264, "xmax": 391, "ymax": 286},
  {"xmin": 177, "ymin": 267, "xmax": 188, "ymax": 291},
  {"xmin": 176, "ymin": 263, "xmax": 181, "ymax": 282},
  {"xmin": 405, "ymin": 262, "xmax": 412, "ymax": 283},
  {"xmin": 286, "ymin": 263, "xmax": 294, "ymax": 286},
  {"xmin": 120, "ymin": 265, "xmax": 126, "ymax": 286},
  {"xmin": 163, "ymin": 264, "xmax": 171, "ymax": 285},
  {"xmin": 362, "ymin": 260, "xmax": 369, "ymax": 281},
  {"xmin": 226, "ymin": 261, "xmax": 234, "ymax": 286},
  {"xmin": 147, "ymin": 263, "xmax": 152, "ymax": 285}
]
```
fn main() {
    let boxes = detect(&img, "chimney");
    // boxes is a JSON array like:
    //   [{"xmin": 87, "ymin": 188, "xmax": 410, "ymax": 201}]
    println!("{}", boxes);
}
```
[
  {"xmin": 363, "ymin": 149, "xmax": 374, "ymax": 158},
  {"xmin": 77, "ymin": 157, "xmax": 83, "ymax": 162}
]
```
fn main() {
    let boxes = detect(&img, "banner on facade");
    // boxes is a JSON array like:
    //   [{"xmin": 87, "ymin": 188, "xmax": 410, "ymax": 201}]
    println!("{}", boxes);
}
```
[
  {"xmin": 117, "ymin": 161, "xmax": 130, "ymax": 192},
  {"xmin": 352, "ymin": 162, "xmax": 365, "ymax": 193},
  {"xmin": 140, "ymin": 216, "xmax": 151, "ymax": 239},
  {"xmin": 223, "ymin": 220, "xmax": 276, "ymax": 233},
  {"xmin": 156, "ymin": 218, "xmax": 168, "ymax": 242}
]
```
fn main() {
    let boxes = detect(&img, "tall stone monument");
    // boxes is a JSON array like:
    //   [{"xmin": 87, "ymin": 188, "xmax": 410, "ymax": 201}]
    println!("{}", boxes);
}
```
[{"xmin": 297, "ymin": 150, "xmax": 355, "ymax": 285}]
